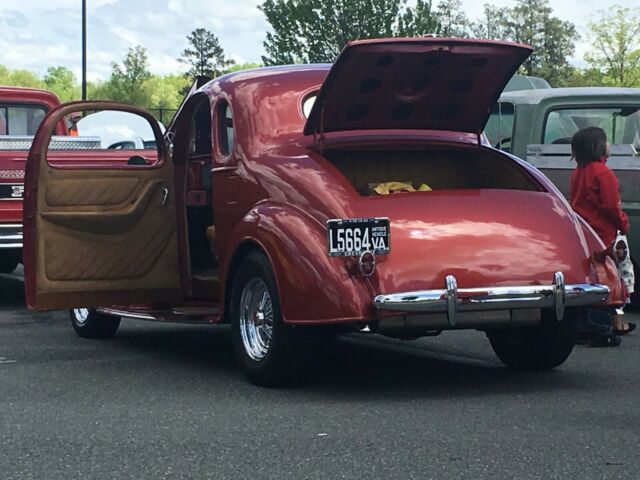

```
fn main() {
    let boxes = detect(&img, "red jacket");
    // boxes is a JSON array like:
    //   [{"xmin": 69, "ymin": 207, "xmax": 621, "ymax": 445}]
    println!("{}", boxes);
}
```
[{"xmin": 570, "ymin": 157, "xmax": 629, "ymax": 246}]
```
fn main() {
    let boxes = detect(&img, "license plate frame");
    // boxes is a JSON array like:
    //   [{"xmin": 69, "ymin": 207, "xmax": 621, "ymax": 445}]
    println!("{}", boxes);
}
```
[{"xmin": 327, "ymin": 217, "xmax": 390, "ymax": 257}]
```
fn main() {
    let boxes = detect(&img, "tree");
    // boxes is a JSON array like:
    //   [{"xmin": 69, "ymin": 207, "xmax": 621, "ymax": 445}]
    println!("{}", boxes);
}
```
[
  {"xmin": 260, "ymin": 0, "xmax": 440, "ymax": 65},
  {"xmin": 471, "ymin": 0, "xmax": 578, "ymax": 86},
  {"xmin": 585, "ymin": 6, "xmax": 640, "ymax": 87},
  {"xmin": 102, "ymin": 45, "xmax": 152, "ymax": 105},
  {"xmin": 471, "ymin": 4, "xmax": 511, "ymax": 40},
  {"xmin": 43, "ymin": 66, "xmax": 80, "ymax": 102},
  {"xmin": 180, "ymin": 28, "xmax": 235, "ymax": 78},
  {"xmin": 435, "ymin": 0, "xmax": 469, "ymax": 37}
]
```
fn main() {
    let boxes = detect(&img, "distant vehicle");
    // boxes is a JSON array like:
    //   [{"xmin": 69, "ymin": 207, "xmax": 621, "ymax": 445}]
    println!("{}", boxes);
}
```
[
  {"xmin": 0, "ymin": 86, "xmax": 66, "ymax": 274},
  {"xmin": 503, "ymin": 74, "xmax": 551, "ymax": 92},
  {"xmin": 488, "ymin": 87, "xmax": 640, "ymax": 292}
]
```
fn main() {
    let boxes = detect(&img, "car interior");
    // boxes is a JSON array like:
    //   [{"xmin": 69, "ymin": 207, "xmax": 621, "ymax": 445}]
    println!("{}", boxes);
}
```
[{"xmin": 177, "ymin": 94, "xmax": 219, "ymax": 299}]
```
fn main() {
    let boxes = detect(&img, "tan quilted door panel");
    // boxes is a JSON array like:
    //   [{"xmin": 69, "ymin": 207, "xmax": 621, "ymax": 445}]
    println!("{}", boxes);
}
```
[{"xmin": 34, "ymin": 163, "xmax": 182, "ymax": 309}]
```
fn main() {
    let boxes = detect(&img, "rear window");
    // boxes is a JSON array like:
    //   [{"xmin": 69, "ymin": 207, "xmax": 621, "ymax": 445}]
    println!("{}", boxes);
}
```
[
  {"xmin": 0, "ymin": 104, "xmax": 47, "ymax": 135},
  {"xmin": 485, "ymin": 102, "xmax": 515, "ymax": 152},
  {"xmin": 543, "ymin": 106, "xmax": 640, "ymax": 146}
]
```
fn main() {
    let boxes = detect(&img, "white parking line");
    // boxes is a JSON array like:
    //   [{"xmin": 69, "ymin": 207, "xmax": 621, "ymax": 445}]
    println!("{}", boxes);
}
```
[{"xmin": 0, "ymin": 357, "xmax": 16, "ymax": 364}]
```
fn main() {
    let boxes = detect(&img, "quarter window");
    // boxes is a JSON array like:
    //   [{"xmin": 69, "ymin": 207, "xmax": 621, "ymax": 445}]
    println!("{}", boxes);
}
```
[{"xmin": 217, "ymin": 101, "xmax": 234, "ymax": 156}]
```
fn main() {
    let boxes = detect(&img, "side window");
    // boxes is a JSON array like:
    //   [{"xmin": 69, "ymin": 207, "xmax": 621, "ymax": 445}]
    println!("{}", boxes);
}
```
[
  {"xmin": 46, "ymin": 109, "xmax": 161, "ymax": 168},
  {"xmin": 217, "ymin": 101, "xmax": 234, "ymax": 156},
  {"xmin": 485, "ymin": 102, "xmax": 515, "ymax": 152}
]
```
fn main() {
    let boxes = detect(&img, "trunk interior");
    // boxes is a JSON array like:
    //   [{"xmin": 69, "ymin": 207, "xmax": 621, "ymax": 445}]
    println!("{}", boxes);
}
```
[{"xmin": 323, "ymin": 146, "xmax": 544, "ymax": 196}]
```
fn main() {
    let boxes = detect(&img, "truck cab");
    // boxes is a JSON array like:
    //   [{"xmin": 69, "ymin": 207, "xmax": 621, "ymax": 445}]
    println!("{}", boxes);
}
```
[
  {"xmin": 487, "ymin": 87, "xmax": 640, "ymax": 291},
  {"xmin": 0, "ymin": 86, "xmax": 65, "ymax": 273}
]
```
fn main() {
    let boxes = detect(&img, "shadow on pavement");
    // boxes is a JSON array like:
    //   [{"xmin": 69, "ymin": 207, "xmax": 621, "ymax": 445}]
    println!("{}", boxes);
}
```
[
  {"xmin": 106, "ymin": 322, "xmax": 598, "ymax": 399},
  {"xmin": 0, "ymin": 272, "xmax": 26, "ymax": 307}
]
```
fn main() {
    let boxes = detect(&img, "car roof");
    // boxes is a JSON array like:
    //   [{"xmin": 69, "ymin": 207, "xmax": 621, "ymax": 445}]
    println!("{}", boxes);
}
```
[
  {"xmin": 199, "ymin": 64, "xmax": 332, "ymax": 95},
  {"xmin": 499, "ymin": 87, "xmax": 640, "ymax": 104}
]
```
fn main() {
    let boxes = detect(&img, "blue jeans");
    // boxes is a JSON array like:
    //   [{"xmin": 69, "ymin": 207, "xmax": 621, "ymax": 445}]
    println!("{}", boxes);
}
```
[{"xmin": 576, "ymin": 307, "xmax": 612, "ymax": 336}]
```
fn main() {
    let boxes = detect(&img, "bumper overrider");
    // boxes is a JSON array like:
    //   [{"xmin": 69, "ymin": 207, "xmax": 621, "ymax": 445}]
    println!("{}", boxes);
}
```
[
  {"xmin": 374, "ymin": 272, "xmax": 609, "ymax": 328},
  {"xmin": 0, "ymin": 224, "xmax": 22, "ymax": 249}
]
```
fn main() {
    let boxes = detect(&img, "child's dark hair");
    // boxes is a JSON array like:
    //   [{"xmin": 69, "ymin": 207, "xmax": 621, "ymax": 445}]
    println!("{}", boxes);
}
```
[{"xmin": 571, "ymin": 127, "xmax": 607, "ymax": 166}]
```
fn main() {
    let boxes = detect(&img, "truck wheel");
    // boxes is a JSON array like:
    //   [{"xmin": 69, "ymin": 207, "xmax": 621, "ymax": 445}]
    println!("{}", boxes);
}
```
[
  {"xmin": 0, "ymin": 256, "xmax": 18, "ymax": 274},
  {"xmin": 486, "ymin": 309, "xmax": 576, "ymax": 371},
  {"xmin": 69, "ymin": 308, "xmax": 121, "ymax": 339},
  {"xmin": 230, "ymin": 251, "xmax": 306, "ymax": 386}
]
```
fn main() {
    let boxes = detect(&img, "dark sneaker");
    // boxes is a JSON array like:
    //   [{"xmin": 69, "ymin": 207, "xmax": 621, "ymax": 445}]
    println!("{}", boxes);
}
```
[{"xmin": 589, "ymin": 334, "xmax": 621, "ymax": 348}]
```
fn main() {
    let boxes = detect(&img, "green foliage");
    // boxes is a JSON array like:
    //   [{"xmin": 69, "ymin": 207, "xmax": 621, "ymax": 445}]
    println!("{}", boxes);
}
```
[
  {"xmin": 435, "ymin": 0, "xmax": 469, "ymax": 37},
  {"xmin": 43, "ymin": 66, "xmax": 80, "ymax": 102},
  {"xmin": 471, "ymin": 4, "xmax": 510, "ymax": 39},
  {"xmin": 180, "ymin": 28, "xmax": 235, "ymax": 78},
  {"xmin": 585, "ymin": 6, "xmax": 640, "ymax": 87},
  {"xmin": 260, "ymin": 0, "xmax": 440, "ymax": 65},
  {"xmin": 227, "ymin": 62, "xmax": 263, "ymax": 73},
  {"xmin": 471, "ymin": 0, "xmax": 578, "ymax": 86},
  {"xmin": 99, "ymin": 45, "xmax": 152, "ymax": 105},
  {"xmin": 0, "ymin": 65, "xmax": 43, "ymax": 89},
  {"xmin": 556, "ymin": 67, "xmax": 607, "ymax": 87}
]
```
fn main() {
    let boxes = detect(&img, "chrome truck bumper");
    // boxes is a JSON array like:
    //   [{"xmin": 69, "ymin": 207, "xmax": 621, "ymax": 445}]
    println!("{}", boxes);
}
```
[
  {"xmin": 0, "ymin": 224, "xmax": 22, "ymax": 249},
  {"xmin": 374, "ymin": 272, "xmax": 609, "ymax": 329}
]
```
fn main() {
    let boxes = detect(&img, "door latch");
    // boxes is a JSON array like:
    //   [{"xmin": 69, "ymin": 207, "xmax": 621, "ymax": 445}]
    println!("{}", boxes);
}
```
[{"xmin": 161, "ymin": 187, "xmax": 169, "ymax": 206}]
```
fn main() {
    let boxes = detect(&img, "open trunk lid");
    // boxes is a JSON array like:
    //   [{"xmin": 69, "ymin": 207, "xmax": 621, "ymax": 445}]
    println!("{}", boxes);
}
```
[{"xmin": 304, "ymin": 37, "xmax": 532, "ymax": 137}]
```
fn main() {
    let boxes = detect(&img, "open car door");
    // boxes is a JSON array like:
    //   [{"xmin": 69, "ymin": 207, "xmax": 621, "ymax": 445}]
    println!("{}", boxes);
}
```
[{"xmin": 23, "ymin": 102, "xmax": 182, "ymax": 310}]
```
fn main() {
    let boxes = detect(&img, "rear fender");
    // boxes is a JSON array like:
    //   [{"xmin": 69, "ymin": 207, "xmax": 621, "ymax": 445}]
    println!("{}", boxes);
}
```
[{"xmin": 221, "ymin": 203, "xmax": 372, "ymax": 324}]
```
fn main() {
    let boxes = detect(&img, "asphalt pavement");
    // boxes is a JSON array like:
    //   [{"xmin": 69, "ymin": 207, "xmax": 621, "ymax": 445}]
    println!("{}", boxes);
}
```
[{"xmin": 1, "ymin": 269, "xmax": 639, "ymax": 480}]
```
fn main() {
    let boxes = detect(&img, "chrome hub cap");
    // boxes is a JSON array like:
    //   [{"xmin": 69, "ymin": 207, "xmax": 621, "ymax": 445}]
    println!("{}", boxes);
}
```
[
  {"xmin": 73, "ymin": 308, "xmax": 90, "ymax": 325},
  {"xmin": 239, "ymin": 279, "xmax": 274, "ymax": 361}
]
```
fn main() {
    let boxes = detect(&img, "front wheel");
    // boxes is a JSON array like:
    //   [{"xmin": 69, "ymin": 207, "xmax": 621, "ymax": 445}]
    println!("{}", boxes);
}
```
[
  {"xmin": 0, "ymin": 256, "xmax": 18, "ymax": 274},
  {"xmin": 486, "ymin": 309, "xmax": 577, "ymax": 371},
  {"xmin": 69, "ymin": 308, "xmax": 121, "ymax": 339},
  {"xmin": 230, "ymin": 251, "xmax": 306, "ymax": 386}
]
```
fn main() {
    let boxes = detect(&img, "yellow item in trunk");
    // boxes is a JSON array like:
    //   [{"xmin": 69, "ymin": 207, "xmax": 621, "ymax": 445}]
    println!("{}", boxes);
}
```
[
  {"xmin": 372, "ymin": 182, "xmax": 415, "ymax": 195},
  {"xmin": 372, "ymin": 181, "xmax": 432, "ymax": 195}
]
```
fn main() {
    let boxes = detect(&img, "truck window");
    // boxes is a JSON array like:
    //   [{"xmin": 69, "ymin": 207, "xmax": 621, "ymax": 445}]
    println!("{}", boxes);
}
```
[
  {"xmin": 543, "ymin": 107, "xmax": 640, "ymax": 146},
  {"xmin": 0, "ymin": 105, "xmax": 47, "ymax": 135},
  {"xmin": 485, "ymin": 102, "xmax": 515, "ymax": 152}
]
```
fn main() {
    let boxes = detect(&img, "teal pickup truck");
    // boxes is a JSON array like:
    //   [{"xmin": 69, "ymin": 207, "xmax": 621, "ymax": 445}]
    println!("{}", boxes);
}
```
[{"xmin": 486, "ymin": 87, "xmax": 640, "ymax": 288}]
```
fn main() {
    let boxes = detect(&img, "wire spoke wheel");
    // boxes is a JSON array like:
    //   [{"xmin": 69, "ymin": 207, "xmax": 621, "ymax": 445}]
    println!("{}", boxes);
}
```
[
  {"xmin": 72, "ymin": 308, "xmax": 90, "ymax": 326},
  {"xmin": 239, "ymin": 278, "xmax": 274, "ymax": 361}
]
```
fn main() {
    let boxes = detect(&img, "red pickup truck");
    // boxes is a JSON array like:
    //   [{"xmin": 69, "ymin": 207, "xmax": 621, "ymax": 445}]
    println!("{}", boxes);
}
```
[{"xmin": 0, "ymin": 86, "xmax": 67, "ymax": 273}]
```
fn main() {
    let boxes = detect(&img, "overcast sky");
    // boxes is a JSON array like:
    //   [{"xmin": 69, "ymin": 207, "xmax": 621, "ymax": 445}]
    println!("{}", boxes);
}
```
[{"xmin": 0, "ymin": 0, "xmax": 637, "ymax": 81}]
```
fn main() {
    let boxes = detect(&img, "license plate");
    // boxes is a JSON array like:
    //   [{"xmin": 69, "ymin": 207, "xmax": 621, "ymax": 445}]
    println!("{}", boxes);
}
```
[
  {"xmin": 0, "ymin": 184, "xmax": 23, "ymax": 200},
  {"xmin": 327, "ymin": 217, "xmax": 390, "ymax": 257}
]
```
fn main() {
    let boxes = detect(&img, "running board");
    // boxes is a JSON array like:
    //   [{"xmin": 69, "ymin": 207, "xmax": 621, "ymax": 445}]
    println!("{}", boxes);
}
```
[{"xmin": 97, "ymin": 306, "xmax": 221, "ymax": 324}]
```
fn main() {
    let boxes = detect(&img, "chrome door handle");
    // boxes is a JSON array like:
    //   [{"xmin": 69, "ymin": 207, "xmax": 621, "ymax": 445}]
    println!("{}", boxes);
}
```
[{"xmin": 161, "ymin": 187, "xmax": 169, "ymax": 206}]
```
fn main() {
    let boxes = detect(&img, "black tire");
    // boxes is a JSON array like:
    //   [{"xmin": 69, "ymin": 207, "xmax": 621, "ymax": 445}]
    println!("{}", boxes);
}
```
[
  {"xmin": 486, "ymin": 308, "xmax": 577, "ymax": 371},
  {"xmin": 69, "ymin": 308, "xmax": 121, "ymax": 339},
  {"xmin": 229, "ymin": 251, "xmax": 306, "ymax": 386},
  {"xmin": 0, "ymin": 256, "xmax": 18, "ymax": 274}
]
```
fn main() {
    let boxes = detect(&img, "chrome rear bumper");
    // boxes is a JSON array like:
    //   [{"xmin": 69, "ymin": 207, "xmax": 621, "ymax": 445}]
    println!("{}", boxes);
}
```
[
  {"xmin": 0, "ymin": 224, "xmax": 22, "ymax": 249},
  {"xmin": 374, "ymin": 272, "xmax": 609, "ymax": 325}
]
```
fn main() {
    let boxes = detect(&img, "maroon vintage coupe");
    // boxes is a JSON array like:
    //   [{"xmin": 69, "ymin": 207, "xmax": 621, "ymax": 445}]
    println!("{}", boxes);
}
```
[{"xmin": 23, "ymin": 38, "xmax": 624, "ymax": 385}]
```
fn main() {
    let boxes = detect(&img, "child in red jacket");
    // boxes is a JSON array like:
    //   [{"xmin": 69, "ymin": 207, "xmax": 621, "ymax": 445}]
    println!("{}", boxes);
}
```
[{"xmin": 570, "ymin": 127, "xmax": 634, "ymax": 346}]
